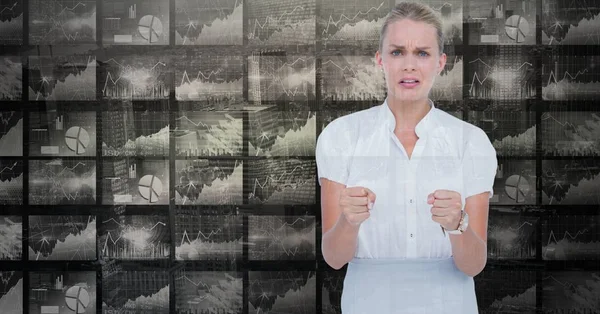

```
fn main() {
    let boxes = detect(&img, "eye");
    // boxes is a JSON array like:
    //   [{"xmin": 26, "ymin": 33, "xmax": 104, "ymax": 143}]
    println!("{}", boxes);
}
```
[
  {"xmin": 419, "ymin": 51, "xmax": 429, "ymax": 57},
  {"xmin": 391, "ymin": 50, "xmax": 401, "ymax": 56}
]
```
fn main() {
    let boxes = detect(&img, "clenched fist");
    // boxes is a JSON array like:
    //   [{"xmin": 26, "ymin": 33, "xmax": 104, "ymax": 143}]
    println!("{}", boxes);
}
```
[
  {"xmin": 427, "ymin": 189, "xmax": 463, "ymax": 234},
  {"xmin": 339, "ymin": 186, "xmax": 377, "ymax": 226}
]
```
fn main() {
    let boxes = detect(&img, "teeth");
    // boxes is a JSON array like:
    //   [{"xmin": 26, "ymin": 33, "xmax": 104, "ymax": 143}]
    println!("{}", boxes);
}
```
[{"xmin": 402, "ymin": 80, "xmax": 417, "ymax": 83}]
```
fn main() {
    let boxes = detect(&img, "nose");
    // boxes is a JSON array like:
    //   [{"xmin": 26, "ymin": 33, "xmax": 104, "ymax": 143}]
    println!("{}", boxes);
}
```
[{"xmin": 403, "ymin": 54, "xmax": 417, "ymax": 72}]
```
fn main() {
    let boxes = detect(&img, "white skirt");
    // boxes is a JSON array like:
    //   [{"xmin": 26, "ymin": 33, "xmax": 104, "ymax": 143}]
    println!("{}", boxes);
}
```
[{"xmin": 341, "ymin": 257, "xmax": 479, "ymax": 314}]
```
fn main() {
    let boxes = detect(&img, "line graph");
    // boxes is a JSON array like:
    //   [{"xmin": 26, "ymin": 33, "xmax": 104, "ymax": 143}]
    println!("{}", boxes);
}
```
[
  {"xmin": 542, "ymin": 271, "xmax": 600, "ymax": 313},
  {"xmin": 102, "ymin": 270, "xmax": 169, "ymax": 313},
  {"xmin": 542, "ymin": 215, "xmax": 600, "ymax": 260},
  {"xmin": 28, "ymin": 54, "xmax": 96, "ymax": 101},
  {"xmin": 248, "ymin": 110, "xmax": 316, "ymax": 157},
  {"xmin": 0, "ymin": 159, "xmax": 22, "ymax": 205},
  {"xmin": 475, "ymin": 270, "xmax": 536, "ymax": 314},
  {"xmin": 29, "ymin": 0, "xmax": 96, "ymax": 44},
  {"xmin": 542, "ymin": 159, "xmax": 600, "ymax": 205},
  {"xmin": 0, "ymin": 271, "xmax": 22, "ymax": 313},
  {"xmin": 100, "ymin": 216, "xmax": 170, "ymax": 260},
  {"xmin": 541, "ymin": 111, "xmax": 600, "ymax": 157},
  {"xmin": 29, "ymin": 159, "xmax": 96, "ymax": 205},
  {"xmin": 102, "ymin": 106, "xmax": 170, "ymax": 157},
  {"xmin": 0, "ymin": 1, "xmax": 23, "ymax": 45},
  {"xmin": 468, "ymin": 111, "xmax": 536, "ymax": 157},
  {"xmin": 246, "ymin": 159, "xmax": 316, "ymax": 205},
  {"xmin": 101, "ymin": 55, "xmax": 171, "ymax": 100},
  {"xmin": 175, "ymin": 53, "xmax": 243, "ymax": 101},
  {"xmin": 319, "ymin": 0, "xmax": 387, "ymax": 48},
  {"xmin": 0, "ymin": 111, "xmax": 22, "ymax": 156},
  {"xmin": 466, "ymin": 51, "xmax": 536, "ymax": 100},
  {"xmin": 247, "ymin": 0, "xmax": 315, "ymax": 45},
  {"xmin": 321, "ymin": 1, "xmax": 385, "ymax": 34},
  {"xmin": 175, "ymin": 0, "xmax": 243, "ymax": 45},
  {"xmin": 175, "ymin": 159, "xmax": 243, "ymax": 205},
  {"xmin": 248, "ymin": 216, "xmax": 316, "ymax": 260},
  {"xmin": 320, "ymin": 56, "xmax": 385, "ymax": 101},
  {"xmin": 28, "ymin": 215, "xmax": 96, "ymax": 261},
  {"xmin": 174, "ymin": 111, "xmax": 243, "ymax": 157},
  {"xmin": 542, "ymin": 55, "xmax": 600, "ymax": 100},
  {"xmin": 0, "ymin": 2, "xmax": 19, "ymax": 15},
  {"xmin": 248, "ymin": 271, "xmax": 316, "ymax": 314},
  {"xmin": 488, "ymin": 212, "xmax": 537, "ymax": 260},
  {"xmin": 0, "ymin": 160, "xmax": 19, "ymax": 170},
  {"xmin": 175, "ymin": 214, "xmax": 243, "ymax": 261},
  {"xmin": 174, "ymin": 270, "xmax": 243, "ymax": 314},
  {"xmin": 542, "ymin": 1, "xmax": 600, "ymax": 45},
  {"xmin": 248, "ymin": 55, "xmax": 315, "ymax": 103}
]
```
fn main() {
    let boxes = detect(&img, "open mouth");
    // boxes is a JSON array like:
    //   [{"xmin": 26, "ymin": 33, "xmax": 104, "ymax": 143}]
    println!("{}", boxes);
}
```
[
  {"xmin": 400, "ymin": 79, "xmax": 419, "ymax": 83},
  {"xmin": 399, "ymin": 79, "xmax": 420, "ymax": 87}
]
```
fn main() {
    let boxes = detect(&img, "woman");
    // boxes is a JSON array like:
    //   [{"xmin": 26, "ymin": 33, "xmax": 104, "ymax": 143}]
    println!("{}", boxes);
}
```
[{"xmin": 316, "ymin": 2, "xmax": 498, "ymax": 313}]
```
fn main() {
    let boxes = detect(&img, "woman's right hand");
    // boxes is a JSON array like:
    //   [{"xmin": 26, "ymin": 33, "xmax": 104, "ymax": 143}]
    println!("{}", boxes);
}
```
[{"xmin": 339, "ymin": 186, "xmax": 377, "ymax": 226}]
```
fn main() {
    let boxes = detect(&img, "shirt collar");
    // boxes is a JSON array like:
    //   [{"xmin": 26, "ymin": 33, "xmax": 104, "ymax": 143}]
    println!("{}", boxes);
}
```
[{"xmin": 379, "ymin": 97, "xmax": 438, "ymax": 138}]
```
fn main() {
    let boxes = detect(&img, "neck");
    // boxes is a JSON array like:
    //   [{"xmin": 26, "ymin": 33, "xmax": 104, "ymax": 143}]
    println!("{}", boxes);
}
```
[{"xmin": 386, "ymin": 97, "xmax": 431, "ymax": 132}]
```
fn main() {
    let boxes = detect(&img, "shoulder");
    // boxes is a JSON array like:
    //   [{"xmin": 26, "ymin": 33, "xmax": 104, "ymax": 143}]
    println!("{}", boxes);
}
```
[
  {"xmin": 317, "ymin": 105, "xmax": 381, "ymax": 149},
  {"xmin": 435, "ymin": 110, "xmax": 490, "ymax": 143},
  {"xmin": 431, "ymin": 109, "xmax": 495, "ymax": 157}
]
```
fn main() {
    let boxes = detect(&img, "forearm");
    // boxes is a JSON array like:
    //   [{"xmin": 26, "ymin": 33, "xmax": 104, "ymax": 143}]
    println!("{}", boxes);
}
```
[
  {"xmin": 449, "ymin": 225, "xmax": 487, "ymax": 277},
  {"xmin": 322, "ymin": 215, "xmax": 360, "ymax": 270}
]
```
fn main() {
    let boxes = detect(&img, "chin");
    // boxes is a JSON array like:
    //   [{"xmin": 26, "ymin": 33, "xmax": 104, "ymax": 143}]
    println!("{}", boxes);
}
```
[
  {"xmin": 392, "ymin": 92, "xmax": 423, "ymax": 101},
  {"xmin": 391, "ymin": 88, "xmax": 431, "ymax": 100}
]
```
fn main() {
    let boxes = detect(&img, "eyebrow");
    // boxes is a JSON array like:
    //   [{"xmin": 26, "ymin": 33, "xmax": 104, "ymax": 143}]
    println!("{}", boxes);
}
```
[{"xmin": 389, "ymin": 45, "xmax": 431, "ymax": 50}]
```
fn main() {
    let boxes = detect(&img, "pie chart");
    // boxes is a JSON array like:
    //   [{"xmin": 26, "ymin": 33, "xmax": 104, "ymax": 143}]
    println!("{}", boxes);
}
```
[
  {"xmin": 505, "ymin": 15, "xmax": 529, "ymax": 43},
  {"xmin": 65, "ymin": 285, "xmax": 90, "ymax": 314},
  {"xmin": 504, "ymin": 174, "xmax": 530, "ymax": 203},
  {"xmin": 138, "ymin": 15, "xmax": 163, "ymax": 43},
  {"xmin": 65, "ymin": 126, "xmax": 90, "ymax": 155},
  {"xmin": 139, "ymin": 174, "xmax": 163, "ymax": 203}
]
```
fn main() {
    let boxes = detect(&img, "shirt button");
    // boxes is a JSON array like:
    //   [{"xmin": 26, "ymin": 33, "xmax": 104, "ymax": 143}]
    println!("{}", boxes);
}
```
[
  {"xmin": 410, "ymin": 233, "xmax": 414, "ymax": 238},
  {"xmin": 409, "ymin": 199, "xmax": 413, "ymax": 203}
]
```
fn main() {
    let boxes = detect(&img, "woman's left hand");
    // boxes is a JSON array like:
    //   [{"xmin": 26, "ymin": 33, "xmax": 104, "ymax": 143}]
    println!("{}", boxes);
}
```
[{"xmin": 427, "ymin": 189, "xmax": 462, "ymax": 231}]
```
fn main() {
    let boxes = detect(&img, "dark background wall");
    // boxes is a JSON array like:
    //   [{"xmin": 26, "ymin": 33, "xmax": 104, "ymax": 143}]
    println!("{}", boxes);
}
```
[{"xmin": 0, "ymin": 0, "xmax": 599, "ymax": 313}]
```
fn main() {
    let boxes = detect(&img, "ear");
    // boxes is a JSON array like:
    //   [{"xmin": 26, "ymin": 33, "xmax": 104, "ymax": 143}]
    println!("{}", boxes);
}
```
[
  {"xmin": 438, "ymin": 53, "xmax": 447, "ymax": 74},
  {"xmin": 375, "ymin": 50, "xmax": 383, "ymax": 69}
]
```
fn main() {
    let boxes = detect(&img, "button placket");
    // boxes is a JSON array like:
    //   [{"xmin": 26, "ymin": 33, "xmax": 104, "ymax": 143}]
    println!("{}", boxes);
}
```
[{"xmin": 406, "ymin": 161, "xmax": 417, "ymax": 257}]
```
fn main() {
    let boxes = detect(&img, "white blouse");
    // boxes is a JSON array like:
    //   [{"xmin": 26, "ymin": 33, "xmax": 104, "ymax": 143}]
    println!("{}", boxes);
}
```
[{"xmin": 316, "ymin": 99, "xmax": 498, "ymax": 259}]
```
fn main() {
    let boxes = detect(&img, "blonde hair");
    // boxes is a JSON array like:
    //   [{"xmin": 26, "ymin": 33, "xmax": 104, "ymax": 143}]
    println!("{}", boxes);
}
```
[{"xmin": 379, "ymin": 2, "xmax": 444, "ymax": 55}]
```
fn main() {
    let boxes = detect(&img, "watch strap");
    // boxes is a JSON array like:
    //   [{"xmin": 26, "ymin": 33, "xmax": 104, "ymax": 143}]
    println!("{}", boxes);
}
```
[{"xmin": 445, "ymin": 210, "xmax": 466, "ymax": 235}]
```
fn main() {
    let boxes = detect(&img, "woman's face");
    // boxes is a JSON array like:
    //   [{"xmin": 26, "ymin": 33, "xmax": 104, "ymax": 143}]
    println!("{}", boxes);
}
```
[{"xmin": 376, "ymin": 18, "xmax": 446, "ymax": 103}]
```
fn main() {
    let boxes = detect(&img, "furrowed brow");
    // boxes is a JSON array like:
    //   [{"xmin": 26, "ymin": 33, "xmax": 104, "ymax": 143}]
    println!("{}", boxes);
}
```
[{"xmin": 389, "ymin": 45, "xmax": 431, "ymax": 50}]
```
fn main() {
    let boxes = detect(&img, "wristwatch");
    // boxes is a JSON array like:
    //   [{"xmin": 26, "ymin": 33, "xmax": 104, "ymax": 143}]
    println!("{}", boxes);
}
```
[{"xmin": 445, "ymin": 210, "xmax": 469, "ymax": 235}]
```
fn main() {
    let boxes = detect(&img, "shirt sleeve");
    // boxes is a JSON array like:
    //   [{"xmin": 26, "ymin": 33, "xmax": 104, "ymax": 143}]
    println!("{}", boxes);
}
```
[
  {"xmin": 462, "ymin": 127, "xmax": 498, "ymax": 199},
  {"xmin": 315, "ymin": 120, "xmax": 353, "ymax": 186}
]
